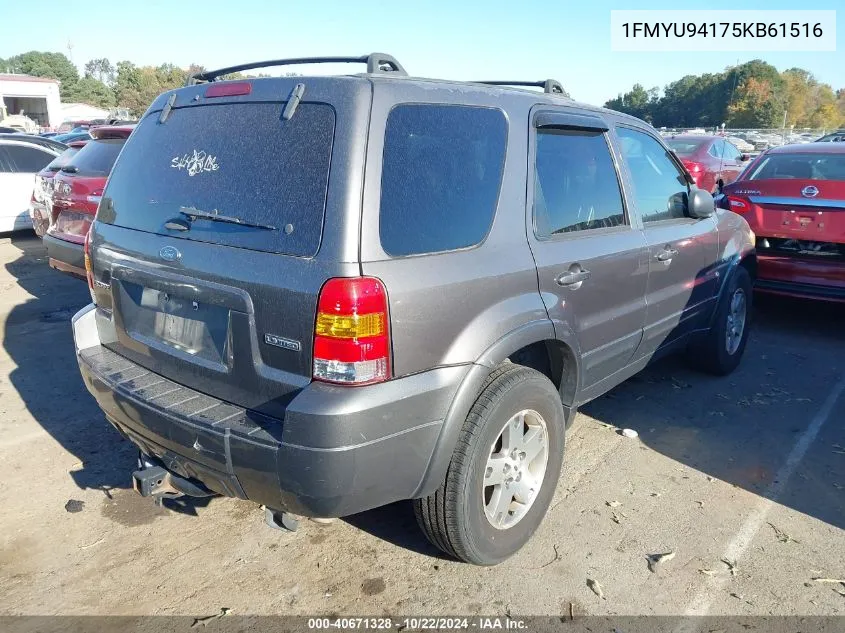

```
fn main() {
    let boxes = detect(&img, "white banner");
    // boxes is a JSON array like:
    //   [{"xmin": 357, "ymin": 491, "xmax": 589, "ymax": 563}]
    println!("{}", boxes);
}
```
[{"xmin": 610, "ymin": 10, "xmax": 836, "ymax": 52}]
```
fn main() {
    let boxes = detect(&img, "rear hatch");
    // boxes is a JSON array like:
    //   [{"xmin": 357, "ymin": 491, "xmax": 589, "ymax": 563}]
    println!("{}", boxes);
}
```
[
  {"xmin": 724, "ymin": 151, "xmax": 845, "ymax": 250},
  {"xmin": 49, "ymin": 136, "xmax": 125, "ymax": 243},
  {"xmin": 89, "ymin": 77, "xmax": 370, "ymax": 418}
]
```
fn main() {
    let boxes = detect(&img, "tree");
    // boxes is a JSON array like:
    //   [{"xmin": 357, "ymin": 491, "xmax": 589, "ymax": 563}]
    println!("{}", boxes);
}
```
[
  {"xmin": 67, "ymin": 77, "xmax": 116, "ymax": 109},
  {"xmin": 3, "ymin": 51, "xmax": 79, "ymax": 99},
  {"xmin": 84, "ymin": 58, "xmax": 116, "ymax": 87},
  {"xmin": 808, "ymin": 85, "xmax": 841, "ymax": 128},
  {"xmin": 113, "ymin": 61, "xmax": 191, "ymax": 116},
  {"xmin": 605, "ymin": 83, "xmax": 656, "ymax": 122},
  {"xmin": 837, "ymin": 89, "xmax": 845, "ymax": 126}
]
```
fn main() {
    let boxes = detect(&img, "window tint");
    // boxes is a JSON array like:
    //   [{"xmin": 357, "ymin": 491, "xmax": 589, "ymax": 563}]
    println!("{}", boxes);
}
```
[
  {"xmin": 45, "ymin": 147, "xmax": 80, "ymax": 172},
  {"xmin": 6, "ymin": 144, "xmax": 54, "ymax": 173},
  {"xmin": 747, "ymin": 154, "xmax": 845, "ymax": 181},
  {"xmin": 379, "ymin": 104, "xmax": 506, "ymax": 257},
  {"xmin": 65, "ymin": 138, "xmax": 125, "ymax": 176},
  {"xmin": 0, "ymin": 147, "xmax": 12, "ymax": 172},
  {"xmin": 665, "ymin": 139, "xmax": 703, "ymax": 155},
  {"xmin": 533, "ymin": 129, "xmax": 625, "ymax": 236},
  {"xmin": 616, "ymin": 127, "xmax": 688, "ymax": 223},
  {"xmin": 722, "ymin": 142, "xmax": 741, "ymax": 161},
  {"xmin": 707, "ymin": 140, "xmax": 724, "ymax": 159},
  {"xmin": 101, "ymin": 103, "xmax": 334, "ymax": 257}
]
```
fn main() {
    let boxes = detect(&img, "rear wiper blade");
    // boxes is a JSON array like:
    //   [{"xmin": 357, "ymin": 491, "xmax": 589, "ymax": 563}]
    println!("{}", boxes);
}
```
[{"xmin": 178, "ymin": 206, "xmax": 276, "ymax": 231}]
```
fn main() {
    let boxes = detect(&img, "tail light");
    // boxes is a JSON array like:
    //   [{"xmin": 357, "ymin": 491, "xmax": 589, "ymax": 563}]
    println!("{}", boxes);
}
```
[
  {"xmin": 313, "ymin": 277, "xmax": 391, "ymax": 385},
  {"xmin": 83, "ymin": 228, "xmax": 95, "ymax": 299},
  {"xmin": 726, "ymin": 196, "xmax": 750, "ymax": 213},
  {"xmin": 683, "ymin": 161, "xmax": 703, "ymax": 187},
  {"xmin": 205, "ymin": 82, "xmax": 251, "ymax": 98}
]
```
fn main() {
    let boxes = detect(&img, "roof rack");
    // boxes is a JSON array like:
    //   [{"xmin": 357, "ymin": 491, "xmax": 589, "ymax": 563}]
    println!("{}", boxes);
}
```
[
  {"xmin": 473, "ymin": 79, "xmax": 569, "ymax": 96},
  {"xmin": 185, "ymin": 53, "xmax": 406, "ymax": 85}
]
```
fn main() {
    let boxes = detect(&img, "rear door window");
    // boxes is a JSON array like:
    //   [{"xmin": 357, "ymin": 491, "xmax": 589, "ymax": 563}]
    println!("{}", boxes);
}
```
[
  {"xmin": 6, "ymin": 144, "xmax": 55, "ymax": 173},
  {"xmin": 534, "ymin": 129, "xmax": 626, "ymax": 236},
  {"xmin": 379, "ymin": 104, "xmax": 507, "ymax": 257},
  {"xmin": 99, "ymin": 102, "xmax": 335, "ymax": 257}
]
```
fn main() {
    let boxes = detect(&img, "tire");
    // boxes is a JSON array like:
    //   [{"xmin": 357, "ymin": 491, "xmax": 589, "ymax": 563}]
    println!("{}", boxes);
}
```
[
  {"xmin": 687, "ymin": 266, "xmax": 752, "ymax": 375},
  {"xmin": 413, "ymin": 364, "xmax": 565, "ymax": 565}
]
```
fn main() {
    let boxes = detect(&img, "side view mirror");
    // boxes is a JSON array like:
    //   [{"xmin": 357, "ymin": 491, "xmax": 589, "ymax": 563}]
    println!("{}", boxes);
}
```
[
  {"xmin": 740, "ymin": 153, "xmax": 750, "ymax": 161},
  {"xmin": 688, "ymin": 188, "xmax": 715, "ymax": 219}
]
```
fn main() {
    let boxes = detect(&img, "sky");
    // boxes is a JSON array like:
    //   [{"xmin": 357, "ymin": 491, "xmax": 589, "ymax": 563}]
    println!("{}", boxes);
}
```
[{"xmin": 0, "ymin": 0, "xmax": 841, "ymax": 107}]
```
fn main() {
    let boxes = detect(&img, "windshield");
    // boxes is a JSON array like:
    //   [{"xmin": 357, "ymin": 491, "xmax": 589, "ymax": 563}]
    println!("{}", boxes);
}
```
[
  {"xmin": 45, "ymin": 147, "xmax": 80, "ymax": 172},
  {"xmin": 99, "ymin": 102, "xmax": 335, "ymax": 257},
  {"xmin": 665, "ymin": 139, "xmax": 705, "ymax": 155},
  {"xmin": 64, "ymin": 138, "xmax": 126, "ymax": 176},
  {"xmin": 747, "ymin": 154, "xmax": 845, "ymax": 181}
]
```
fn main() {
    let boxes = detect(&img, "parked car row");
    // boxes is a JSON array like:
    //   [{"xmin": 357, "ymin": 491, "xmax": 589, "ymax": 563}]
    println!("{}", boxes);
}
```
[
  {"xmin": 43, "ymin": 125, "xmax": 134, "ymax": 277},
  {"xmin": 0, "ymin": 124, "xmax": 134, "ymax": 276}
]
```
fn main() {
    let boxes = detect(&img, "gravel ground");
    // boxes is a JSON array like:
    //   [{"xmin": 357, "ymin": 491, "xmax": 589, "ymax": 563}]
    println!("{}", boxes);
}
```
[{"xmin": 0, "ymin": 232, "xmax": 843, "ymax": 622}]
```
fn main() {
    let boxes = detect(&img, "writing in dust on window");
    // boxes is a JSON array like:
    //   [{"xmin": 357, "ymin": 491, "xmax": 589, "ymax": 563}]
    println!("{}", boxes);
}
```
[{"xmin": 171, "ymin": 150, "xmax": 220, "ymax": 176}]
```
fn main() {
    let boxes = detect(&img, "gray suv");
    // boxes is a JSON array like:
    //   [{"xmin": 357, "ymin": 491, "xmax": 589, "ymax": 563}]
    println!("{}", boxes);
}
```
[{"xmin": 72, "ymin": 54, "xmax": 756, "ymax": 565}]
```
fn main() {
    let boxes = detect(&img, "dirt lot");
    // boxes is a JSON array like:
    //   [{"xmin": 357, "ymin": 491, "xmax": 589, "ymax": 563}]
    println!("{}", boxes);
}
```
[{"xmin": 1, "ymin": 233, "xmax": 843, "ymax": 619}]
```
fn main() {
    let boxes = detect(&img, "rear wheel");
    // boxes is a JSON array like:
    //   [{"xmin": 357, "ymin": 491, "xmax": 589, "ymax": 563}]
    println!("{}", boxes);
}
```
[
  {"xmin": 687, "ymin": 266, "xmax": 752, "ymax": 375},
  {"xmin": 414, "ymin": 364, "xmax": 565, "ymax": 565}
]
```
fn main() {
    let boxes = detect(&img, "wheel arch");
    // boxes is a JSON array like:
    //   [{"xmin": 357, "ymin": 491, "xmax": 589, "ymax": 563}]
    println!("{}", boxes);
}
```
[{"xmin": 413, "ymin": 321, "xmax": 579, "ymax": 498}]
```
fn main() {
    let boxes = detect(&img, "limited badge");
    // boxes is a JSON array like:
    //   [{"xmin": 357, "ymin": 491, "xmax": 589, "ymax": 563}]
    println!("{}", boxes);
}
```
[{"xmin": 264, "ymin": 333, "xmax": 301, "ymax": 352}]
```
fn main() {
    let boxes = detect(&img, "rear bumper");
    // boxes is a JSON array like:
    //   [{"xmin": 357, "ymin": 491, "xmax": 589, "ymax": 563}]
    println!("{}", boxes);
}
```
[
  {"xmin": 757, "ymin": 253, "xmax": 845, "ymax": 303},
  {"xmin": 29, "ymin": 203, "xmax": 50, "ymax": 237},
  {"xmin": 44, "ymin": 233, "xmax": 86, "ymax": 278},
  {"xmin": 72, "ymin": 304, "xmax": 467, "ymax": 517}
]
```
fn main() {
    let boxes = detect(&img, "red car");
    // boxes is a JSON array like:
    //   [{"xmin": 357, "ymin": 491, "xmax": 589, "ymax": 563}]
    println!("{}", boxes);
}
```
[
  {"xmin": 29, "ymin": 140, "xmax": 88, "ymax": 236},
  {"xmin": 665, "ymin": 135, "xmax": 750, "ymax": 193},
  {"xmin": 44, "ymin": 125, "xmax": 134, "ymax": 277},
  {"xmin": 720, "ymin": 143, "xmax": 845, "ymax": 302}
]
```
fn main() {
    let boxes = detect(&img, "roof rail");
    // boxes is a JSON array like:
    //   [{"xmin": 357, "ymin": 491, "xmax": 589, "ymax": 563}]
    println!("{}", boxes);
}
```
[
  {"xmin": 473, "ymin": 79, "xmax": 569, "ymax": 96},
  {"xmin": 185, "ymin": 53, "xmax": 406, "ymax": 85}
]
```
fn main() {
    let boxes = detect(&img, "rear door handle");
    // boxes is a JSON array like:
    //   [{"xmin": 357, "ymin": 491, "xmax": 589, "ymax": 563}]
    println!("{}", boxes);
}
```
[
  {"xmin": 556, "ymin": 269, "xmax": 591, "ymax": 286},
  {"xmin": 655, "ymin": 248, "xmax": 679, "ymax": 262}
]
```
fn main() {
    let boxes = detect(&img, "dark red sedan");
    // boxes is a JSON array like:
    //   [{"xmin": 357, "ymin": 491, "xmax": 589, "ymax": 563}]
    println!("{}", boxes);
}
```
[
  {"xmin": 44, "ymin": 125, "xmax": 134, "ymax": 277},
  {"xmin": 29, "ymin": 140, "xmax": 88, "ymax": 236},
  {"xmin": 665, "ymin": 135, "xmax": 749, "ymax": 193},
  {"xmin": 720, "ymin": 143, "xmax": 845, "ymax": 302}
]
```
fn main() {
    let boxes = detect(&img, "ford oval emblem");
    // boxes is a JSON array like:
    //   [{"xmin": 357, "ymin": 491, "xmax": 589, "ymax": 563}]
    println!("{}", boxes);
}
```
[
  {"xmin": 801, "ymin": 185, "xmax": 819, "ymax": 198},
  {"xmin": 159, "ymin": 246, "xmax": 181, "ymax": 262}
]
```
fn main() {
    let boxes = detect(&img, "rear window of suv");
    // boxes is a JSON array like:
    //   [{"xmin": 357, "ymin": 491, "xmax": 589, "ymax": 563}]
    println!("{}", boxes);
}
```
[
  {"xmin": 64, "ymin": 138, "xmax": 125, "ymax": 176},
  {"xmin": 98, "ymin": 102, "xmax": 335, "ymax": 257},
  {"xmin": 45, "ymin": 147, "xmax": 80, "ymax": 172},
  {"xmin": 379, "ymin": 104, "xmax": 507, "ymax": 257}
]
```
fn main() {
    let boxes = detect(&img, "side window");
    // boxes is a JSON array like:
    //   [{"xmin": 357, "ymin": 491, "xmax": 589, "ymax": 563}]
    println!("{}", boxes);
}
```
[
  {"xmin": 379, "ymin": 104, "xmax": 507, "ymax": 257},
  {"xmin": 533, "ymin": 128, "xmax": 626, "ymax": 237},
  {"xmin": 707, "ymin": 140, "xmax": 724, "ymax": 159},
  {"xmin": 723, "ymin": 142, "xmax": 741, "ymax": 161},
  {"xmin": 616, "ymin": 127, "xmax": 689, "ymax": 223},
  {"xmin": 6, "ymin": 145, "xmax": 54, "ymax": 173},
  {"xmin": 0, "ymin": 147, "xmax": 13, "ymax": 173}
]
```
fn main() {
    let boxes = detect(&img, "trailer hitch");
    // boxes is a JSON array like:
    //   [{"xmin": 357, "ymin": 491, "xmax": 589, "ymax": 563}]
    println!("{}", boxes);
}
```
[{"xmin": 132, "ymin": 457, "xmax": 215, "ymax": 507}]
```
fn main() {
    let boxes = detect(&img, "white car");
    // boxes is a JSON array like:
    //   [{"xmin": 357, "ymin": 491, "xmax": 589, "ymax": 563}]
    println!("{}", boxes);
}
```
[{"xmin": 0, "ymin": 139, "xmax": 60, "ymax": 233}]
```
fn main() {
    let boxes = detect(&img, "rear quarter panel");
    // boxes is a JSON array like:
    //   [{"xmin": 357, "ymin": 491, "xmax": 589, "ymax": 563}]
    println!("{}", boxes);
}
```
[{"xmin": 359, "ymin": 83, "xmax": 549, "ymax": 378}]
